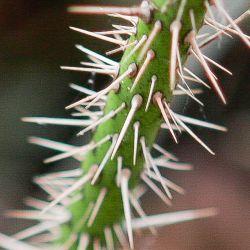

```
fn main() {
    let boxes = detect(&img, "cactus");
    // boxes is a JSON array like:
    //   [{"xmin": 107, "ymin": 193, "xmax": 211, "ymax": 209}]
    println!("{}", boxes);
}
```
[{"xmin": 0, "ymin": 0, "xmax": 249, "ymax": 249}]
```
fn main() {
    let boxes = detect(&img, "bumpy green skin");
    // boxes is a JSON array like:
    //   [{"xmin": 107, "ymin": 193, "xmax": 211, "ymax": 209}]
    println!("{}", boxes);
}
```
[{"xmin": 60, "ymin": 0, "xmax": 207, "ymax": 249}]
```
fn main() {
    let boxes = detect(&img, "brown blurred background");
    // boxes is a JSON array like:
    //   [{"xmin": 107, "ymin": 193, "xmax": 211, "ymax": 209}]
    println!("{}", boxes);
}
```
[{"xmin": 0, "ymin": 0, "xmax": 249, "ymax": 249}]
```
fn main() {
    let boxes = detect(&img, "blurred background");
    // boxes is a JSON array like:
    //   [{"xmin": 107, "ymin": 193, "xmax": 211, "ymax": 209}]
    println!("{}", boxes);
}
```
[{"xmin": 0, "ymin": 0, "xmax": 249, "ymax": 249}]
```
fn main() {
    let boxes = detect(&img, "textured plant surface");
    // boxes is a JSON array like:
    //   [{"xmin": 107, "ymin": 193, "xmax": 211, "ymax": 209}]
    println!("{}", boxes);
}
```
[{"xmin": 0, "ymin": 0, "xmax": 249, "ymax": 249}]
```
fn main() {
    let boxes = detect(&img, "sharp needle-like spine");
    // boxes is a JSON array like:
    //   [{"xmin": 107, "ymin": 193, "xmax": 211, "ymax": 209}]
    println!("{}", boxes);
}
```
[
  {"xmin": 70, "ymin": 26, "xmax": 127, "ymax": 46},
  {"xmin": 138, "ymin": 20, "xmax": 162, "ymax": 61},
  {"xmin": 124, "ymin": 35, "xmax": 147, "ymax": 63},
  {"xmin": 131, "ymin": 208, "xmax": 218, "ymax": 230},
  {"xmin": 39, "ymin": 169, "xmax": 82, "ymax": 179},
  {"xmin": 191, "ymin": 49, "xmax": 218, "ymax": 80},
  {"xmin": 24, "ymin": 197, "xmax": 52, "ymax": 210},
  {"xmin": 69, "ymin": 83, "xmax": 106, "ymax": 100},
  {"xmin": 41, "ymin": 165, "xmax": 98, "ymax": 214},
  {"xmin": 106, "ymin": 39, "xmax": 138, "ymax": 56},
  {"xmin": 206, "ymin": 18, "xmax": 250, "ymax": 41},
  {"xmin": 133, "ymin": 121, "xmax": 140, "ymax": 166},
  {"xmin": 91, "ymin": 134, "xmax": 118, "ymax": 185},
  {"xmin": 0, "ymin": 232, "xmax": 41, "ymax": 250},
  {"xmin": 120, "ymin": 168, "xmax": 133, "ymax": 250},
  {"xmin": 22, "ymin": 117, "xmax": 94, "ymax": 127},
  {"xmin": 111, "ymin": 94, "xmax": 143, "ymax": 160},
  {"xmin": 86, "ymin": 63, "xmax": 137, "ymax": 109},
  {"xmin": 205, "ymin": 0, "xmax": 222, "ymax": 33},
  {"xmin": 170, "ymin": 110, "xmax": 215, "ymax": 155},
  {"xmin": 153, "ymin": 92, "xmax": 178, "ymax": 143},
  {"xmin": 177, "ymin": 84, "xmax": 204, "ymax": 106},
  {"xmin": 177, "ymin": 70, "xmax": 196, "ymax": 95},
  {"xmin": 62, "ymin": 234, "xmax": 78, "ymax": 250},
  {"xmin": 93, "ymin": 238, "xmax": 101, "ymax": 250},
  {"xmin": 12, "ymin": 221, "xmax": 64, "ymax": 241},
  {"xmin": 183, "ymin": 67, "xmax": 210, "ymax": 88},
  {"xmin": 104, "ymin": 227, "xmax": 114, "ymax": 250},
  {"xmin": 77, "ymin": 102, "xmax": 126, "ymax": 136},
  {"xmin": 200, "ymin": 52, "xmax": 232, "ymax": 75},
  {"xmin": 199, "ymin": 9, "xmax": 250, "ymax": 48},
  {"xmin": 169, "ymin": 0, "xmax": 187, "ymax": 89},
  {"xmin": 113, "ymin": 224, "xmax": 130, "ymax": 250},
  {"xmin": 108, "ymin": 13, "xmax": 139, "ymax": 26},
  {"xmin": 5, "ymin": 210, "xmax": 65, "ymax": 221},
  {"xmin": 113, "ymin": 24, "xmax": 136, "ymax": 31},
  {"xmin": 88, "ymin": 187, "xmax": 108, "ymax": 227},
  {"xmin": 145, "ymin": 75, "xmax": 157, "ymax": 112},
  {"xmin": 146, "ymin": 148, "xmax": 172, "ymax": 199},
  {"xmin": 154, "ymin": 158, "xmax": 193, "ymax": 170},
  {"xmin": 66, "ymin": 89, "xmax": 107, "ymax": 110},
  {"xmin": 33, "ymin": 179, "xmax": 70, "ymax": 205},
  {"xmin": 141, "ymin": 172, "xmax": 172, "ymax": 206},
  {"xmin": 80, "ymin": 62, "xmax": 115, "ymax": 69},
  {"xmin": 140, "ymin": 136, "xmax": 151, "ymax": 176},
  {"xmin": 186, "ymin": 31, "xmax": 226, "ymax": 104},
  {"xmin": 148, "ymin": 170, "xmax": 185, "ymax": 195},
  {"xmin": 130, "ymin": 49, "xmax": 155, "ymax": 92},
  {"xmin": 189, "ymin": 9, "xmax": 197, "ymax": 34},
  {"xmin": 76, "ymin": 44, "xmax": 118, "ymax": 66},
  {"xmin": 153, "ymin": 143, "xmax": 178, "ymax": 161},
  {"xmin": 28, "ymin": 137, "xmax": 77, "ymax": 154},
  {"xmin": 77, "ymin": 234, "xmax": 89, "ymax": 250},
  {"xmin": 61, "ymin": 66, "xmax": 118, "ymax": 78},
  {"xmin": 67, "ymin": 1, "xmax": 151, "ymax": 23},
  {"xmin": 116, "ymin": 156, "xmax": 123, "ymax": 187},
  {"xmin": 213, "ymin": 0, "xmax": 250, "ymax": 47},
  {"xmin": 163, "ymin": 101, "xmax": 182, "ymax": 133},
  {"xmin": 204, "ymin": 19, "xmax": 232, "ymax": 38},
  {"xmin": 174, "ymin": 113, "xmax": 227, "ymax": 131},
  {"xmin": 26, "ymin": 233, "xmax": 58, "ymax": 244},
  {"xmin": 44, "ymin": 135, "xmax": 111, "ymax": 164},
  {"xmin": 129, "ymin": 192, "xmax": 157, "ymax": 235},
  {"xmin": 73, "ymin": 203, "xmax": 95, "ymax": 233},
  {"xmin": 170, "ymin": 20, "xmax": 181, "ymax": 90},
  {"xmin": 95, "ymin": 26, "xmax": 136, "ymax": 36}
]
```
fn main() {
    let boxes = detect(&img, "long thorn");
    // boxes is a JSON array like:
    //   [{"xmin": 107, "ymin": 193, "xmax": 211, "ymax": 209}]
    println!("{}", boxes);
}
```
[
  {"xmin": 170, "ymin": 20, "xmax": 181, "ymax": 90},
  {"xmin": 104, "ymin": 227, "xmax": 115, "ymax": 250},
  {"xmin": 124, "ymin": 35, "xmax": 147, "ymax": 63},
  {"xmin": 145, "ymin": 75, "xmax": 157, "ymax": 112},
  {"xmin": 138, "ymin": 20, "xmax": 162, "ymax": 61},
  {"xmin": 131, "ymin": 49, "xmax": 155, "ymax": 92},
  {"xmin": 0, "ymin": 233, "xmax": 41, "ymax": 250},
  {"xmin": 121, "ymin": 169, "xmax": 134, "ymax": 250},
  {"xmin": 86, "ymin": 63, "xmax": 137, "ymax": 109},
  {"xmin": 113, "ymin": 224, "xmax": 130, "ymax": 250},
  {"xmin": 88, "ymin": 187, "xmax": 108, "ymax": 227},
  {"xmin": 77, "ymin": 234, "xmax": 90, "ymax": 250},
  {"xmin": 131, "ymin": 208, "xmax": 218, "ymax": 229},
  {"xmin": 116, "ymin": 156, "xmax": 123, "ymax": 187},
  {"xmin": 77, "ymin": 102, "xmax": 126, "ymax": 136},
  {"xmin": 41, "ymin": 165, "xmax": 98, "ymax": 214},
  {"xmin": 111, "ymin": 94, "xmax": 143, "ymax": 160},
  {"xmin": 187, "ymin": 32, "xmax": 227, "ymax": 104},
  {"xmin": 153, "ymin": 92, "xmax": 178, "ymax": 143},
  {"xmin": 133, "ymin": 121, "xmax": 140, "ymax": 166},
  {"xmin": 213, "ymin": 0, "xmax": 250, "ymax": 47},
  {"xmin": 91, "ymin": 134, "xmax": 118, "ymax": 185},
  {"xmin": 70, "ymin": 26, "xmax": 127, "ymax": 46},
  {"xmin": 170, "ymin": 110, "xmax": 215, "ymax": 155},
  {"xmin": 67, "ymin": 2, "xmax": 151, "ymax": 23}
]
